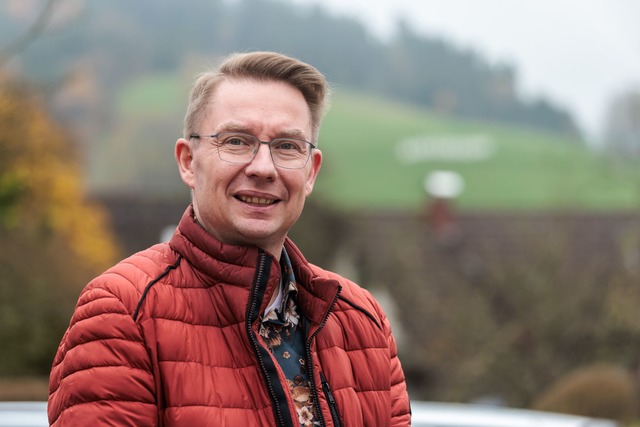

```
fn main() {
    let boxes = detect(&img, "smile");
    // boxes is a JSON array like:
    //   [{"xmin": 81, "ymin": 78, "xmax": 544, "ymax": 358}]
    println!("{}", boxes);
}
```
[{"xmin": 237, "ymin": 195, "xmax": 278, "ymax": 205}]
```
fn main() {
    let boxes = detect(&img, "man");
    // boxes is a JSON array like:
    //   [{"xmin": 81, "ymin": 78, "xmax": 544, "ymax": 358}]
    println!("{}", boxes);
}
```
[{"xmin": 48, "ymin": 51, "xmax": 411, "ymax": 426}]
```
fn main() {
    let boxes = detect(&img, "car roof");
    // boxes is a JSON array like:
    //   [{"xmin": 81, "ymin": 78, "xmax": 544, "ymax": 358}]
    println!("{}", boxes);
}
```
[
  {"xmin": 411, "ymin": 401, "xmax": 619, "ymax": 427},
  {"xmin": 0, "ymin": 402, "xmax": 48, "ymax": 427}
]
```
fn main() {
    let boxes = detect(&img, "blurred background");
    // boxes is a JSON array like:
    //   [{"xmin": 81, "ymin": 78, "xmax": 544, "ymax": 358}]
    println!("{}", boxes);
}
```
[{"xmin": 2, "ymin": 0, "xmax": 640, "ymax": 423}]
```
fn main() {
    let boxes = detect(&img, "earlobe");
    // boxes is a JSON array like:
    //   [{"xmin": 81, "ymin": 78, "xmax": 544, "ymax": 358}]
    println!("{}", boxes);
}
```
[{"xmin": 176, "ymin": 138, "xmax": 196, "ymax": 189}]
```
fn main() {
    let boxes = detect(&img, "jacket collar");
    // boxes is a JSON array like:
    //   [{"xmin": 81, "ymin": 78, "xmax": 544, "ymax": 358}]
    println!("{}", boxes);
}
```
[
  {"xmin": 169, "ymin": 206, "xmax": 341, "ymax": 324},
  {"xmin": 284, "ymin": 237, "xmax": 342, "ymax": 326},
  {"xmin": 170, "ymin": 206, "xmax": 262, "ymax": 288}
]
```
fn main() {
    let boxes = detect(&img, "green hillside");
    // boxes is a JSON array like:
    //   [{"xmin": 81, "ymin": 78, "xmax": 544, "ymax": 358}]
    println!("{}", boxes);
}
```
[
  {"xmin": 315, "ymin": 91, "xmax": 640, "ymax": 212},
  {"xmin": 103, "ymin": 75, "xmax": 640, "ymax": 212}
]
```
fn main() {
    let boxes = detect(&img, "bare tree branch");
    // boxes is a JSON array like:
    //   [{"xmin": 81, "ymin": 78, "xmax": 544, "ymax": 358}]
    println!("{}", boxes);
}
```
[{"xmin": 0, "ymin": 0, "xmax": 60, "ymax": 68}]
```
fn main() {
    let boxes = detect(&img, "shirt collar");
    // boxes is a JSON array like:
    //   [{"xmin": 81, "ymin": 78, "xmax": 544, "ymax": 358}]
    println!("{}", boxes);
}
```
[{"xmin": 262, "ymin": 247, "xmax": 298, "ymax": 318}]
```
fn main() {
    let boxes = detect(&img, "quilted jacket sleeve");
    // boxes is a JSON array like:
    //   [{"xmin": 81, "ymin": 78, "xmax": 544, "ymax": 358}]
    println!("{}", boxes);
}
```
[
  {"xmin": 343, "ymin": 279, "xmax": 411, "ymax": 426},
  {"xmin": 371, "ymin": 293, "xmax": 412, "ymax": 426},
  {"xmin": 386, "ymin": 318, "xmax": 411, "ymax": 426},
  {"xmin": 48, "ymin": 278, "xmax": 157, "ymax": 426}
]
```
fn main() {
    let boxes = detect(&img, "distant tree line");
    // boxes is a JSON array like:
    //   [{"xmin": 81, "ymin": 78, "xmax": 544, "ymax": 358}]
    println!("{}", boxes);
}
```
[{"xmin": 1, "ymin": 0, "xmax": 578, "ymax": 136}]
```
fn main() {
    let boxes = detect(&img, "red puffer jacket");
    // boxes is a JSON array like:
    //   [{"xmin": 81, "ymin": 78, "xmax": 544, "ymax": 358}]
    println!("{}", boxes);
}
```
[{"xmin": 48, "ymin": 206, "xmax": 411, "ymax": 426}]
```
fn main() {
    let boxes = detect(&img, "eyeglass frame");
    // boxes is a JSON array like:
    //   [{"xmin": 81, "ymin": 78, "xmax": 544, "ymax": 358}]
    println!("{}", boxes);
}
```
[{"xmin": 189, "ymin": 132, "xmax": 317, "ymax": 170}]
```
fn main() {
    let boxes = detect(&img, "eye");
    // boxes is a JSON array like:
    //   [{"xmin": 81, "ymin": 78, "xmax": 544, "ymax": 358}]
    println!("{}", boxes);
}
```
[
  {"xmin": 220, "ymin": 133, "xmax": 252, "ymax": 146},
  {"xmin": 272, "ymin": 139, "xmax": 306, "ymax": 153}
]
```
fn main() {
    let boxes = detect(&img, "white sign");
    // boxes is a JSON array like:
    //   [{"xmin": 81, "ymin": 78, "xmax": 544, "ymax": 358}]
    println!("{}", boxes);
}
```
[{"xmin": 395, "ymin": 134, "xmax": 496, "ymax": 164}]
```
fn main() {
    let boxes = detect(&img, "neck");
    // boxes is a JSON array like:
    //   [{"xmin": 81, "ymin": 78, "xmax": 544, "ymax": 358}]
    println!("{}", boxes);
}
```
[{"xmin": 192, "ymin": 208, "xmax": 284, "ymax": 261}]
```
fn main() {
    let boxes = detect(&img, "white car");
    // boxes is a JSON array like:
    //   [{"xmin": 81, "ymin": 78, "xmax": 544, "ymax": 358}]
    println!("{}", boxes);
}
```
[
  {"xmin": 411, "ymin": 401, "xmax": 619, "ymax": 427},
  {"xmin": 0, "ymin": 400, "xmax": 619, "ymax": 427},
  {"xmin": 0, "ymin": 402, "xmax": 48, "ymax": 427}
]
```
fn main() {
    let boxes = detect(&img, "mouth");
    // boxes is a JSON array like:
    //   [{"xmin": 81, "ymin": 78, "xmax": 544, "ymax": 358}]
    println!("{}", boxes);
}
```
[{"xmin": 236, "ymin": 195, "xmax": 279, "ymax": 206}]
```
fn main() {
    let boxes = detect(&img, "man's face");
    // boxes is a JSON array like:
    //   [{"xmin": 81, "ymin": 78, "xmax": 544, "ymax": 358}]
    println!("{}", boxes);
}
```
[{"xmin": 175, "ymin": 78, "xmax": 322, "ymax": 257}]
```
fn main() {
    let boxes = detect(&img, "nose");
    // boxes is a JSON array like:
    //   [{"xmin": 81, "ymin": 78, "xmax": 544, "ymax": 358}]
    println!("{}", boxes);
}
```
[{"xmin": 245, "ymin": 142, "xmax": 277, "ymax": 178}]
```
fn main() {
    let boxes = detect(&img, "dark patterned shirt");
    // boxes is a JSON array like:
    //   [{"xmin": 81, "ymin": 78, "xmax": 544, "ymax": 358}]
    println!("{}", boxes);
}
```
[{"xmin": 259, "ymin": 249, "xmax": 318, "ymax": 426}]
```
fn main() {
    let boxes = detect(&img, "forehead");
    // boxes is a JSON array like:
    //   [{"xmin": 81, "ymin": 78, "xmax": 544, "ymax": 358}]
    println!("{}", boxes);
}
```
[{"xmin": 202, "ymin": 79, "xmax": 312, "ymax": 136}]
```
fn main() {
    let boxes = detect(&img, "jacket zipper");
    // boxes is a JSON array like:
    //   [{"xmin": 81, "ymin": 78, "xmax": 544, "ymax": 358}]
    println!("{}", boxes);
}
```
[
  {"xmin": 245, "ymin": 250, "xmax": 294, "ymax": 427},
  {"xmin": 320, "ymin": 371, "xmax": 343, "ymax": 427},
  {"xmin": 305, "ymin": 287, "xmax": 342, "ymax": 427}
]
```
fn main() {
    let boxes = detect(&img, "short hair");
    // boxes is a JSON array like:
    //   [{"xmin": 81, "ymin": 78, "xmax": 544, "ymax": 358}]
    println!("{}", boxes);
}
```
[{"xmin": 183, "ymin": 51, "xmax": 330, "ymax": 143}]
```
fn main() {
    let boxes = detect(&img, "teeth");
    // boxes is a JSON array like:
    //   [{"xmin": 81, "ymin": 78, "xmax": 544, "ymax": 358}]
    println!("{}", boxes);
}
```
[{"xmin": 239, "ymin": 195, "xmax": 276, "ymax": 205}]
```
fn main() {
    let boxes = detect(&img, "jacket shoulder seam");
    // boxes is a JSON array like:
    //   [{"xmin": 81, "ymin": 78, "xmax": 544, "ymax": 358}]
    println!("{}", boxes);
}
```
[
  {"xmin": 132, "ymin": 255, "xmax": 182, "ymax": 321},
  {"xmin": 337, "ymin": 294, "xmax": 383, "ymax": 330}
]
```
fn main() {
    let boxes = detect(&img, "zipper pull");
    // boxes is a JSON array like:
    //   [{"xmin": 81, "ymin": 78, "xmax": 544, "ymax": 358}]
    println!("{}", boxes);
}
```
[{"xmin": 320, "ymin": 372, "xmax": 343, "ymax": 427}]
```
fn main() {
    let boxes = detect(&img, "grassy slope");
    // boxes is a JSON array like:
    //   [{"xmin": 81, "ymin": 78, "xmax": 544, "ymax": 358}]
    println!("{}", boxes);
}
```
[
  {"xmin": 315, "ymin": 91, "xmax": 640, "ymax": 212},
  {"xmin": 89, "ymin": 74, "xmax": 188, "ymax": 195},
  {"xmin": 110, "ymin": 75, "xmax": 640, "ymax": 212}
]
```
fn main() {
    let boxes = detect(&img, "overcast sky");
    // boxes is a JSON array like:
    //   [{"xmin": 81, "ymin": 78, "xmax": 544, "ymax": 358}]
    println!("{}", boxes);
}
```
[{"xmin": 290, "ymin": 0, "xmax": 640, "ymax": 142}]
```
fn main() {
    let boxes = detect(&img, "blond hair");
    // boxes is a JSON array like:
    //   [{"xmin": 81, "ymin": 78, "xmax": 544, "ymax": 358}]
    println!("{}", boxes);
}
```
[{"xmin": 183, "ymin": 51, "xmax": 330, "ymax": 142}]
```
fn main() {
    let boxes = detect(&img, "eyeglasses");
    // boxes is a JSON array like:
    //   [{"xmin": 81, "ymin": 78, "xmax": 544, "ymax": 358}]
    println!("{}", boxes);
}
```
[{"xmin": 190, "ymin": 132, "xmax": 316, "ymax": 169}]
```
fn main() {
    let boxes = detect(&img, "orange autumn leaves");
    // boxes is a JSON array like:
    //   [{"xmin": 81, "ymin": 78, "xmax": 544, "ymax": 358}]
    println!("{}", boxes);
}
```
[{"xmin": 0, "ymin": 79, "xmax": 118, "ymax": 271}]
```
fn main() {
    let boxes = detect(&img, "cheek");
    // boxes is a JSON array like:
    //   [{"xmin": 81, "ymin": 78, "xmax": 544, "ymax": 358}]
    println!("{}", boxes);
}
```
[
  {"xmin": 193, "ymin": 158, "xmax": 227, "ymax": 190},
  {"xmin": 286, "ymin": 174, "xmax": 312, "ymax": 198}
]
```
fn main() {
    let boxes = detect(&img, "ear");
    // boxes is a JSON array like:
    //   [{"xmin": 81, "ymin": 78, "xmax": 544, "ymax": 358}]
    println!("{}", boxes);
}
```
[
  {"xmin": 304, "ymin": 149, "xmax": 322, "ymax": 196},
  {"xmin": 175, "ymin": 138, "xmax": 196, "ymax": 189}
]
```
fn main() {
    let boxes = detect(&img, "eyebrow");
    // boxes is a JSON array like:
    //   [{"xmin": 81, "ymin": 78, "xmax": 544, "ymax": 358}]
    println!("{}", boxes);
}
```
[
  {"xmin": 215, "ymin": 122, "xmax": 251, "ymax": 134},
  {"xmin": 216, "ymin": 122, "xmax": 308, "ymax": 140}
]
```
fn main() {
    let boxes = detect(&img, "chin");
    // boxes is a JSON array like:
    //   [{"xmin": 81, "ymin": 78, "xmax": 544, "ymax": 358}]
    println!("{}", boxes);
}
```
[{"xmin": 235, "ymin": 223, "xmax": 283, "ymax": 243}]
